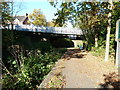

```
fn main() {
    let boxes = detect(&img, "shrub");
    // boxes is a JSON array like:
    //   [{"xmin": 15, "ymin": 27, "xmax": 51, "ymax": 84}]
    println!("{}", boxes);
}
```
[
  {"xmin": 91, "ymin": 47, "xmax": 105, "ymax": 58},
  {"xmin": 2, "ymin": 49, "xmax": 62, "ymax": 89},
  {"xmin": 2, "ymin": 30, "xmax": 67, "ymax": 89},
  {"xmin": 33, "ymin": 42, "xmax": 53, "ymax": 54}
]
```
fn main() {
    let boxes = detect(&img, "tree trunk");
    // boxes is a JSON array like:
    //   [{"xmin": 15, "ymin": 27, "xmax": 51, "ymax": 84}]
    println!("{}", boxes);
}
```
[
  {"xmin": 105, "ymin": 0, "xmax": 113, "ymax": 62},
  {"xmin": 11, "ymin": 23, "xmax": 14, "ymax": 45}
]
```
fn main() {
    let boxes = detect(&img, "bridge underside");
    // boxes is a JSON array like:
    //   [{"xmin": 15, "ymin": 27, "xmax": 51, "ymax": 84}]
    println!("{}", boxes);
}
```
[
  {"xmin": 2, "ymin": 29, "xmax": 84, "ymax": 48},
  {"xmin": 34, "ymin": 32, "xmax": 83, "ymax": 40},
  {"xmin": 9, "ymin": 30, "xmax": 83, "ymax": 40}
]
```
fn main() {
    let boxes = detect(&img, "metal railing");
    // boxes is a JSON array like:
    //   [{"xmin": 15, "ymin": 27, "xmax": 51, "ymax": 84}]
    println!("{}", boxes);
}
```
[{"xmin": 1, "ymin": 24, "xmax": 83, "ymax": 35}]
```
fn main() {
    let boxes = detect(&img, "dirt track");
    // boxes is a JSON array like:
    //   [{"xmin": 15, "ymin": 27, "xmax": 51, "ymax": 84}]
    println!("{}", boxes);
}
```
[{"xmin": 61, "ymin": 49, "xmax": 118, "ymax": 88}]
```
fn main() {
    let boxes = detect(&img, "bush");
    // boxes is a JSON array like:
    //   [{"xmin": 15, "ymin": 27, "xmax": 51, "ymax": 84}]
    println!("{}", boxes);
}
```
[
  {"xmin": 2, "ymin": 49, "xmax": 62, "ymax": 89},
  {"xmin": 33, "ymin": 42, "xmax": 53, "ymax": 54},
  {"xmin": 91, "ymin": 47, "xmax": 105, "ymax": 58},
  {"xmin": 2, "ymin": 30, "xmax": 67, "ymax": 89}
]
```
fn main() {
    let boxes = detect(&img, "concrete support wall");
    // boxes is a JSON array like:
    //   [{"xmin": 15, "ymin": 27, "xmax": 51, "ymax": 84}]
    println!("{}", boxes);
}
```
[{"xmin": 72, "ymin": 40, "xmax": 83, "ymax": 48}]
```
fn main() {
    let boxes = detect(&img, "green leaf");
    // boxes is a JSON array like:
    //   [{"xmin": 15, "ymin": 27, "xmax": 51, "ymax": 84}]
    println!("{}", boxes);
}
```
[{"xmin": 12, "ymin": 61, "xmax": 16, "ymax": 64}]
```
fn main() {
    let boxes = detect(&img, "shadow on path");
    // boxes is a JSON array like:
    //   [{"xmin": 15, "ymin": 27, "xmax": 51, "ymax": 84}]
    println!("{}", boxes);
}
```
[
  {"xmin": 61, "ymin": 49, "xmax": 87, "ymax": 60},
  {"xmin": 99, "ymin": 72, "xmax": 120, "ymax": 88}
]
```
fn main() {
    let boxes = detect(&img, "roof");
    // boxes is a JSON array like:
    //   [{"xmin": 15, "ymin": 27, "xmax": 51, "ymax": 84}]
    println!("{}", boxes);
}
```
[
  {"xmin": 14, "ymin": 16, "xmax": 26, "ymax": 22},
  {"xmin": 23, "ymin": 17, "xmax": 29, "ymax": 25},
  {"xmin": 13, "ymin": 15, "xmax": 29, "ymax": 25}
]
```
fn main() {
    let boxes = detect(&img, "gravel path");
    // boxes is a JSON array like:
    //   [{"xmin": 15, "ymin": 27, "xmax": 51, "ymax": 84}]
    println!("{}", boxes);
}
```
[
  {"xmin": 61, "ymin": 50, "xmax": 116, "ymax": 88},
  {"xmin": 62, "ymin": 58, "xmax": 98, "ymax": 88}
]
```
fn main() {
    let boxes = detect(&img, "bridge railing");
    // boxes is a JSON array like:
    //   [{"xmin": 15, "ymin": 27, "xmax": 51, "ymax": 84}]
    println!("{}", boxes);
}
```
[{"xmin": 1, "ymin": 24, "xmax": 83, "ymax": 35}]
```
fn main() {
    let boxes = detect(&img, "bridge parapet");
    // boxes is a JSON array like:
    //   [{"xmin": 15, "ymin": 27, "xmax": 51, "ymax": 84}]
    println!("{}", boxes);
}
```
[{"xmin": 2, "ymin": 24, "xmax": 83, "ymax": 35}]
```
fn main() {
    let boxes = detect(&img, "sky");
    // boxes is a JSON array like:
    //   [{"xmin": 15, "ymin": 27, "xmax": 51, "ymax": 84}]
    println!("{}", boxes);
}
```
[
  {"xmin": 13, "ymin": 0, "xmax": 86, "ymax": 27},
  {"xmin": 13, "ymin": 0, "xmax": 58, "ymax": 22},
  {"xmin": 12, "ymin": 0, "xmax": 111, "ymax": 27}
]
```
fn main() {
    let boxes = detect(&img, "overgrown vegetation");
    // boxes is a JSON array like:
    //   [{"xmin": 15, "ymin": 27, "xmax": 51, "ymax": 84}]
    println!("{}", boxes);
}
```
[
  {"xmin": 46, "ymin": 75, "xmax": 65, "ymax": 88},
  {"xmin": 91, "ymin": 46, "xmax": 115, "ymax": 61},
  {"xmin": 91, "ymin": 47, "xmax": 105, "ymax": 58},
  {"xmin": 2, "ymin": 48, "xmax": 63, "ymax": 89},
  {"xmin": 2, "ymin": 30, "xmax": 67, "ymax": 89}
]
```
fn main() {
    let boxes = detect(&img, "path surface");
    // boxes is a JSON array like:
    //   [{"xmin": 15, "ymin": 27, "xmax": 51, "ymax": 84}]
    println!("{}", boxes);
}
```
[{"xmin": 61, "ymin": 49, "xmax": 117, "ymax": 88}]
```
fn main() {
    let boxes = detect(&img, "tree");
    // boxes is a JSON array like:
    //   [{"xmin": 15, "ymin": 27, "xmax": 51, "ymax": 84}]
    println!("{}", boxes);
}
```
[
  {"xmin": 75, "ymin": 2, "xmax": 102, "ymax": 49},
  {"xmin": 0, "ymin": 0, "xmax": 26, "ymax": 29},
  {"xmin": 105, "ymin": 0, "xmax": 113, "ymax": 62},
  {"xmin": 50, "ymin": 1, "xmax": 110, "ymax": 50},
  {"xmin": 0, "ymin": 0, "xmax": 12, "ymax": 28},
  {"xmin": 28, "ymin": 9, "xmax": 47, "ymax": 26},
  {"xmin": 47, "ymin": 21, "xmax": 60, "ymax": 27},
  {"xmin": 49, "ymin": 1, "xmax": 120, "ymax": 57}
]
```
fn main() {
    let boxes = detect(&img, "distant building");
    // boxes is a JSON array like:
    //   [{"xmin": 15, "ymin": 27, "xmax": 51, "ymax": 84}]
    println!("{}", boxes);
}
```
[
  {"xmin": 13, "ymin": 13, "xmax": 29, "ymax": 25},
  {"xmin": 0, "ymin": 13, "xmax": 30, "ymax": 29}
]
